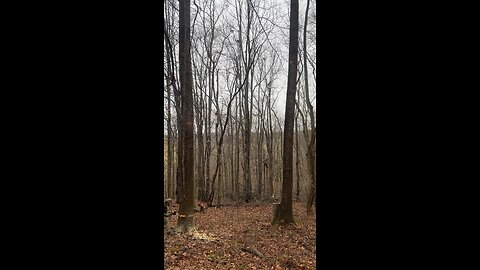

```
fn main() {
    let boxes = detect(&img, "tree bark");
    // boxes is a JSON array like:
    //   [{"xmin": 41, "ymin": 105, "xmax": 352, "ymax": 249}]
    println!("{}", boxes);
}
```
[
  {"xmin": 177, "ymin": 0, "xmax": 195, "ymax": 233},
  {"xmin": 303, "ymin": 0, "xmax": 316, "ymax": 215},
  {"xmin": 272, "ymin": 0, "xmax": 298, "ymax": 225}
]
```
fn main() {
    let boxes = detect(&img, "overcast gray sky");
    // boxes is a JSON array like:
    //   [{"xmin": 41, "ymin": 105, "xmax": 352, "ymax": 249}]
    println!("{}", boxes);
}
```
[{"xmin": 164, "ymin": 0, "xmax": 316, "ymax": 127}]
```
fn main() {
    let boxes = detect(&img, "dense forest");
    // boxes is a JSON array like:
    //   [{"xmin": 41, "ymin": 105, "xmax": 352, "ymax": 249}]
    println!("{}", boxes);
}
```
[{"xmin": 164, "ymin": 0, "xmax": 316, "ymax": 268}]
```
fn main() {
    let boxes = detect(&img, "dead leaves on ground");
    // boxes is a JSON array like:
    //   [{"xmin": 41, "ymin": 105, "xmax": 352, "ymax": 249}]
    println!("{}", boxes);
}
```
[{"xmin": 164, "ymin": 202, "xmax": 316, "ymax": 269}]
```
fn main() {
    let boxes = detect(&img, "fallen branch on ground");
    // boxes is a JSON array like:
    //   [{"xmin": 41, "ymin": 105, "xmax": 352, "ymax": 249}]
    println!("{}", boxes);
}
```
[{"xmin": 240, "ymin": 246, "xmax": 264, "ymax": 258}]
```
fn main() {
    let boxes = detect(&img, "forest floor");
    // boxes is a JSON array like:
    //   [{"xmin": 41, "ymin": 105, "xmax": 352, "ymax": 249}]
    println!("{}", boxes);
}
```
[{"xmin": 164, "ymin": 202, "xmax": 316, "ymax": 270}]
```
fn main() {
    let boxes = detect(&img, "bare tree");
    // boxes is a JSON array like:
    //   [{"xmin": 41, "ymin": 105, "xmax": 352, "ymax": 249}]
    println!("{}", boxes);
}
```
[
  {"xmin": 163, "ymin": 0, "xmax": 314, "ymax": 214},
  {"xmin": 272, "ymin": 0, "xmax": 299, "ymax": 225},
  {"xmin": 164, "ymin": 3, "xmax": 179, "ymax": 202},
  {"xmin": 302, "ymin": 0, "xmax": 316, "ymax": 215},
  {"xmin": 176, "ymin": 0, "xmax": 195, "ymax": 233}
]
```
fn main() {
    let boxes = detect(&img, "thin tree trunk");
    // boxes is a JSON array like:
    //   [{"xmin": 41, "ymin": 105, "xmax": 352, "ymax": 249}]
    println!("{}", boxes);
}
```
[
  {"xmin": 166, "ymin": 54, "xmax": 174, "ymax": 200},
  {"xmin": 229, "ymin": 113, "xmax": 235, "ymax": 201},
  {"xmin": 295, "ymin": 108, "xmax": 300, "ymax": 201},
  {"xmin": 243, "ymin": 0, "xmax": 252, "ymax": 203},
  {"xmin": 192, "ymin": 45, "xmax": 205, "ymax": 203},
  {"xmin": 235, "ymin": 97, "xmax": 241, "ymax": 200},
  {"xmin": 302, "ymin": 0, "xmax": 315, "ymax": 215},
  {"xmin": 256, "ymin": 106, "xmax": 263, "ymax": 196},
  {"xmin": 196, "ymin": 106, "xmax": 205, "ymax": 202},
  {"xmin": 265, "ymin": 81, "xmax": 274, "ymax": 197}
]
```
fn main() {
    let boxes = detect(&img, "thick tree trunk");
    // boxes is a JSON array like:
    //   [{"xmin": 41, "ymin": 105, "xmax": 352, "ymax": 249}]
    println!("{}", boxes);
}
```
[
  {"xmin": 177, "ymin": 0, "xmax": 195, "ymax": 233},
  {"xmin": 272, "ymin": 0, "xmax": 298, "ymax": 225}
]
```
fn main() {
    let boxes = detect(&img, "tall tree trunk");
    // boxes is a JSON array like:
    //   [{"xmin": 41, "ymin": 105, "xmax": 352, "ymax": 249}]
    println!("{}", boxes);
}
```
[
  {"xmin": 176, "ymin": 118, "xmax": 184, "ymax": 202},
  {"xmin": 306, "ymin": 130, "xmax": 316, "ymax": 214},
  {"xmin": 302, "ymin": 0, "xmax": 316, "ymax": 215},
  {"xmin": 235, "ymin": 4, "xmax": 243, "ymax": 202},
  {"xmin": 166, "ymin": 44, "xmax": 174, "ymax": 200},
  {"xmin": 192, "ymin": 46, "xmax": 205, "ymax": 203},
  {"xmin": 256, "ymin": 105, "xmax": 264, "ymax": 196},
  {"xmin": 272, "ymin": 0, "xmax": 298, "ymax": 225},
  {"xmin": 174, "ymin": 93, "xmax": 183, "ymax": 205},
  {"xmin": 196, "ymin": 104, "xmax": 205, "ymax": 202},
  {"xmin": 230, "ymin": 115, "xmax": 235, "ymax": 201},
  {"xmin": 164, "ymin": 11, "xmax": 179, "ymax": 201},
  {"xmin": 265, "ymin": 80, "xmax": 274, "ymax": 197},
  {"xmin": 235, "ymin": 97, "xmax": 241, "ymax": 200},
  {"xmin": 208, "ymin": 62, "xmax": 245, "ymax": 206},
  {"xmin": 177, "ymin": 0, "xmax": 195, "ymax": 233},
  {"xmin": 234, "ymin": 97, "xmax": 240, "ymax": 199},
  {"xmin": 208, "ymin": 69, "xmax": 222, "ymax": 207},
  {"xmin": 216, "ymin": 70, "xmax": 222, "ymax": 206},
  {"xmin": 242, "ymin": 0, "xmax": 252, "ymax": 203},
  {"xmin": 295, "ymin": 109, "xmax": 300, "ymax": 201},
  {"xmin": 214, "ymin": 111, "xmax": 222, "ymax": 206},
  {"xmin": 165, "ymin": 21, "xmax": 183, "ymax": 204},
  {"xmin": 205, "ymin": 52, "xmax": 212, "ymax": 202}
]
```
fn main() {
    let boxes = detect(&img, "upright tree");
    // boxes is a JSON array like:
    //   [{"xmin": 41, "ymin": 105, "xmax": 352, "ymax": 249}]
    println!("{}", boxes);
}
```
[
  {"xmin": 272, "ymin": 0, "xmax": 298, "ymax": 225},
  {"xmin": 303, "ymin": 0, "xmax": 316, "ymax": 215},
  {"xmin": 163, "ymin": 0, "xmax": 311, "ymax": 212},
  {"xmin": 177, "ymin": 0, "xmax": 195, "ymax": 233},
  {"xmin": 164, "ymin": 1, "xmax": 179, "ymax": 200}
]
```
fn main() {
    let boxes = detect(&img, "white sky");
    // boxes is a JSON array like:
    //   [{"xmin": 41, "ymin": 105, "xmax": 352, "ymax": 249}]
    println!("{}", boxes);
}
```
[{"xmin": 245, "ymin": 0, "xmax": 316, "ymax": 119}]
